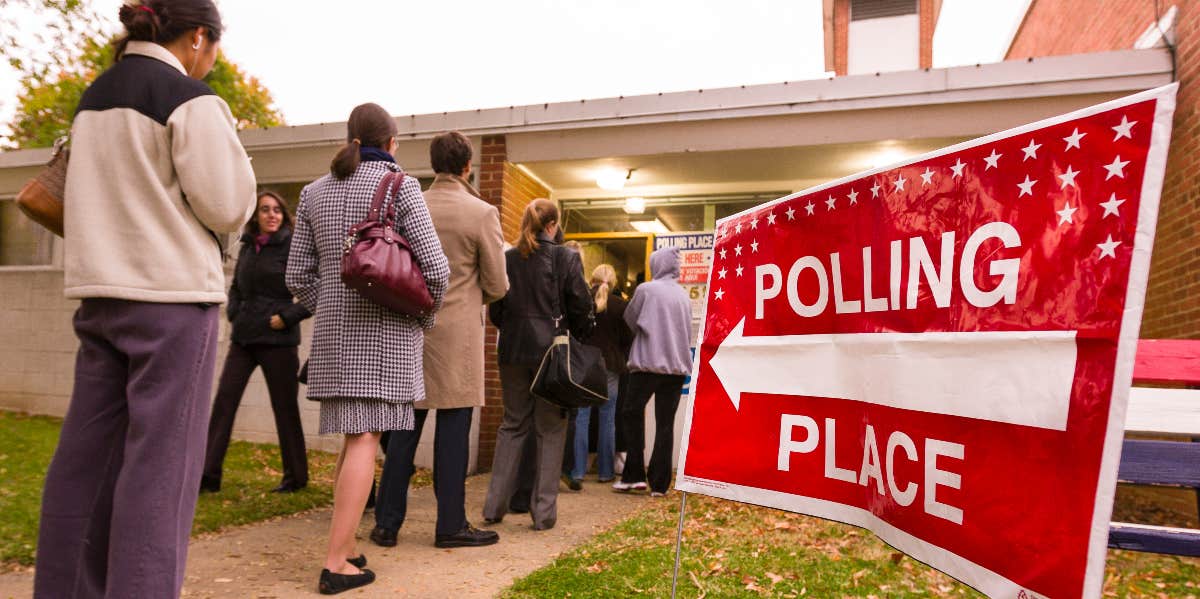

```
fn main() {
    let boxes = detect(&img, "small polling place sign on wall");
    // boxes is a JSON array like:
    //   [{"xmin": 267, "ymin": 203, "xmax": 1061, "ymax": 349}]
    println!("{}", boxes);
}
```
[{"xmin": 675, "ymin": 84, "xmax": 1177, "ymax": 598}]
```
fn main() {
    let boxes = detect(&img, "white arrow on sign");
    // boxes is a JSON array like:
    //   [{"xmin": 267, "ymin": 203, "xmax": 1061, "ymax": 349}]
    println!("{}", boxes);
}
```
[{"xmin": 709, "ymin": 319, "xmax": 1078, "ymax": 431}]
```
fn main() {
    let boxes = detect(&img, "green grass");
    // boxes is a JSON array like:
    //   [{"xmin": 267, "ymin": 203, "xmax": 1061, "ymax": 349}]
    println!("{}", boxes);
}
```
[
  {"xmin": 0, "ymin": 410, "xmax": 429, "ymax": 570},
  {"xmin": 503, "ymin": 492, "xmax": 1200, "ymax": 598}
]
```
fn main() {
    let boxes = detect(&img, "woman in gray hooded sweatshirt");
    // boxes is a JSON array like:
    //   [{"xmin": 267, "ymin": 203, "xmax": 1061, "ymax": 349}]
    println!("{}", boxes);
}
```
[{"xmin": 614, "ymin": 246, "xmax": 693, "ymax": 496}]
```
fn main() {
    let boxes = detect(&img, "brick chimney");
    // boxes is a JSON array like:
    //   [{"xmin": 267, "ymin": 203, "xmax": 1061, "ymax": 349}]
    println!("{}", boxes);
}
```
[{"xmin": 824, "ymin": 0, "xmax": 941, "ymax": 76}]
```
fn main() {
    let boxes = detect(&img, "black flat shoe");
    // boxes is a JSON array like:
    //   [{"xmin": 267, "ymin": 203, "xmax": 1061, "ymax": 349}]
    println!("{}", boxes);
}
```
[
  {"xmin": 563, "ymin": 475, "xmax": 583, "ymax": 492},
  {"xmin": 318, "ymin": 568, "xmax": 375, "ymax": 595},
  {"xmin": 199, "ymin": 477, "xmax": 220, "ymax": 494},
  {"xmin": 369, "ymin": 526, "xmax": 397, "ymax": 547},
  {"xmin": 271, "ymin": 482, "xmax": 305, "ymax": 494},
  {"xmin": 435, "ymin": 523, "xmax": 500, "ymax": 548},
  {"xmin": 482, "ymin": 515, "xmax": 503, "ymax": 525},
  {"xmin": 346, "ymin": 554, "xmax": 366, "ymax": 568}
]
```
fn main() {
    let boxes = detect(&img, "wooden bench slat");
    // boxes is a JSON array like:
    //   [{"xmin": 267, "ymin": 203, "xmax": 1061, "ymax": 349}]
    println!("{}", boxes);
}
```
[
  {"xmin": 1125, "ymin": 387, "xmax": 1200, "ymax": 436},
  {"xmin": 1134, "ymin": 339, "xmax": 1200, "ymax": 385},
  {"xmin": 1117, "ymin": 439, "xmax": 1200, "ymax": 487},
  {"xmin": 1108, "ymin": 522, "xmax": 1200, "ymax": 556}
]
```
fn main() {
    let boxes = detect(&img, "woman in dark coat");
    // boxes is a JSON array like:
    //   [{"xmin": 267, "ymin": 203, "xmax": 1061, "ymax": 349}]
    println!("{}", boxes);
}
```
[
  {"xmin": 482, "ymin": 199, "xmax": 594, "ymax": 531},
  {"xmin": 201, "ymin": 191, "xmax": 312, "ymax": 494}
]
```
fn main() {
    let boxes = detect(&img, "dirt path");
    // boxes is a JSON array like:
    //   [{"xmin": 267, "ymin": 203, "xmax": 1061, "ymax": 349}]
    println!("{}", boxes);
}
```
[{"xmin": 0, "ymin": 474, "xmax": 651, "ymax": 598}]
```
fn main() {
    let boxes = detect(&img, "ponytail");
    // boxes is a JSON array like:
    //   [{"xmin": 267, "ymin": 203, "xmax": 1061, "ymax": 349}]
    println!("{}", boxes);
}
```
[
  {"xmin": 115, "ymin": 1, "xmax": 224, "ymax": 59},
  {"xmin": 331, "ymin": 139, "xmax": 362, "ymax": 179},
  {"xmin": 591, "ymin": 264, "xmax": 617, "ymax": 313},
  {"xmin": 517, "ymin": 199, "xmax": 559, "ymax": 258}
]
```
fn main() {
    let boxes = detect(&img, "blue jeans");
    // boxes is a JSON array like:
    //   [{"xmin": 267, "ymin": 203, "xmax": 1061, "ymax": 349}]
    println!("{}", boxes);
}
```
[{"xmin": 572, "ymin": 372, "xmax": 618, "ymax": 481}]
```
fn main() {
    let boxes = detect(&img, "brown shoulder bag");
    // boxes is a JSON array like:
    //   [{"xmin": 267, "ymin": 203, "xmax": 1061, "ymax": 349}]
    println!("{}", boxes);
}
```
[{"xmin": 16, "ymin": 136, "xmax": 69, "ymax": 237}]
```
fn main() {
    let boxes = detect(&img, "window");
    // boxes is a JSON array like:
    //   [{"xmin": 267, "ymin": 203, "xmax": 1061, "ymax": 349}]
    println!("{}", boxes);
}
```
[
  {"xmin": 0, "ymin": 199, "xmax": 55, "ymax": 266},
  {"xmin": 850, "ymin": 0, "xmax": 918, "ymax": 21}
]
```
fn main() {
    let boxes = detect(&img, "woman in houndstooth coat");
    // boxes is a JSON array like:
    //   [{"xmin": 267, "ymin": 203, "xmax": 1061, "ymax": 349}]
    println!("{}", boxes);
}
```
[{"xmin": 286, "ymin": 103, "xmax": 449, "ymax": 594}]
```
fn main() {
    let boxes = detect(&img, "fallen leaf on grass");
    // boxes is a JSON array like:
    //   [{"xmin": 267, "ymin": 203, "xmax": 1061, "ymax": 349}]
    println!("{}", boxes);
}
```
[{"xmin": 765, "ymin": 572, "xmax": 784, "ymax": 585}]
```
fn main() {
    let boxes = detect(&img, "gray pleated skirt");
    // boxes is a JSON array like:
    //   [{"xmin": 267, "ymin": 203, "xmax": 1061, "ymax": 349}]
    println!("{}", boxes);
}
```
[{"xmin": 319, "ymin": 398, "xmax": 414, "ymax": 434}]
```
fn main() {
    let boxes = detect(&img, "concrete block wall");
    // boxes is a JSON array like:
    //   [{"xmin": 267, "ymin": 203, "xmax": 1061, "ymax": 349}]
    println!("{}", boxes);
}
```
[{"xmin": 1007, "ymin": 0, "xmax": 1200, "ymax": 339}]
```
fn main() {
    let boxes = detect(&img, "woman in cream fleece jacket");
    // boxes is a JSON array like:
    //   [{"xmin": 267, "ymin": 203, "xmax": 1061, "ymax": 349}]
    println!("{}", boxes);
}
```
[{"xmin": 35, "ymin": 2, "xmax": 256, "ymax": 598}]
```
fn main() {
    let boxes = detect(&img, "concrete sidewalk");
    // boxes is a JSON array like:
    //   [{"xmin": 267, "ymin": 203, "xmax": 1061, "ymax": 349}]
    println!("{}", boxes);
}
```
[{"xmin": 0, "ymin": 474, "xmax": 651, "ymax": 598}]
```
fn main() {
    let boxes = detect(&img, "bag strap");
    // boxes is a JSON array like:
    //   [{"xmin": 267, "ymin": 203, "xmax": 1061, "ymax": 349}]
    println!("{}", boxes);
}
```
[
  {"xmin": 548, "ymin": 244, "xmax": 569, "ymax": 334},
  {"xmin": 367, "ymin": 169, "xmax": 406, "ymax": 226}
]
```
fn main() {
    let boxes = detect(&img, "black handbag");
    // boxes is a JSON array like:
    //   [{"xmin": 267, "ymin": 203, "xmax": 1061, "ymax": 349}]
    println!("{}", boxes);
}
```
[{"xmin": 530, "ymin": 247, "xmax": 608, "ymax": 409}]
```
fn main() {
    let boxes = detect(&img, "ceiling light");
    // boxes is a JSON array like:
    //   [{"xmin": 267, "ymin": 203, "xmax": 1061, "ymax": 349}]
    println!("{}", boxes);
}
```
[
  {"xmin": 630, "ymin": 218, "xmax": 670, "ymax": 234},
  {"xmin": 623, "ymin": 197, "xmax": 646, "ymax": 214},
  {"xmin": 596, "ymin": 168, "xmax": 632, "ymax": 191},
  {"xmin": 868, "ymin": 148, "xmax": 909, "ymax": 169}
]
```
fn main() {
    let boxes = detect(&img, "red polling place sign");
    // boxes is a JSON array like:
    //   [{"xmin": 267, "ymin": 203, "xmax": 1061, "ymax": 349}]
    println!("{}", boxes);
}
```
[{"xmin": 675, "ymin": 85, "xmax": 1177, "ymax": 598}]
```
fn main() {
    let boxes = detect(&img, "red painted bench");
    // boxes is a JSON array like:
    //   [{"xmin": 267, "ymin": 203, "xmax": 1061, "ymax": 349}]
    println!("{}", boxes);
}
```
[{"xmin": 1108, "ymin": 339, "xmax": 1200, "ymax": 556}]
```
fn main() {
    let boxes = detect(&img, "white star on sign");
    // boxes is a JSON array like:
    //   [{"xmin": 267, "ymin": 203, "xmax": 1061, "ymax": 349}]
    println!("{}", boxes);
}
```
[
  {"xmin": 1112, "ymin": 115, "xmax": 1136, "ymax": 141},
  {"xmin": 751, "ymin": 240, "xmax": 759, "ymax": 253},
  {"xmin": 805, "ymin": 201, "xmax": 815, "ymax": 215},
  {"xmin": 719, "ymin": 248, "xmax": 727, "ymax": 260},
  {"xmin": 750, "ymin": 217, "xmax": 758, "ymax": 229},
  {"xmin": 894, "ymin": 174, "xmax": 907, "ymax": 191},
  {"xmin": 714, "ymin": 288, "xmax": 725, "ymax": 300},
  {"xmin": 950, "ymin": 159, "xmax": 966, "ymax": 178},
  {"xmin": 785, "ymin": 206, "xmax": 796, "ymax": 221},
  {"xmin": 871, "ymin": 182, "xmax": 882, "ymax": 198},
  {"xmin": 1063, "ymin": 128, "xmax": 1086, "ymax": 151},
  {"xmin": 1097, "ymin": 235, "xmax": 1121, "ymax": 260},
  {"xmin": 734, "ymin": 244, "xmax": 743, "ymax": 256},
  {"xmin": 825, "ymin": 196, "xmax": 836, "ymax": 210},
  {"xmin": 1056, "ymin": 202, "xmax": 1078, "ymax": 225},
  {"xmin": 1058, "ymin": 165, "xmax": 1080, "ymax": 189},
  {"xmin": 847, "ymin": 189, "xmax": 859, "ymax": 205},
  {"xmin": 1017, "ymin": 175, "xmax": 1037, "ymax": 197},
  {"xmin": 984, "ymin": 149, "xmax": 1002, "ymax": 170},
  {"xmin": 1100, "ymin": 193, "xmax": 1125, "ymax": 218},
  {"xmin": 920, "ymin": 168, "xmax": 935, "ymax": 186},
  {"xmin": 1021, "ymin": 139, "xmax": 1042, "ymax": 161},
  {"xmin": 1103, "ymin": 155, "xmax": 1130, "ymax": 180},
  {"xmin": 735, "ymin": 222, "xmax": 742, "ymax": 233},
  {"xmin": 767, "ymin": 212, "xmax": 777, "ymax": 225},
  {"xmin": 735, "ymin": 265, "xmax": 744, "ymax": 277},
  {"xmin": 718, "ymin": 267, "xmax": 727, "ymax": 279}
]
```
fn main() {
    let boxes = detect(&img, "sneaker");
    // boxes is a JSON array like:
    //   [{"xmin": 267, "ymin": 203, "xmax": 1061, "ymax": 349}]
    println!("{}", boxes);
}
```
[
  {"xmin": 612, "ymin": 480, "xmax": 647, "ymax": 492},
  {"xmin": 650, "ymin": 491, "xmax": 666, "ymax": 498}
]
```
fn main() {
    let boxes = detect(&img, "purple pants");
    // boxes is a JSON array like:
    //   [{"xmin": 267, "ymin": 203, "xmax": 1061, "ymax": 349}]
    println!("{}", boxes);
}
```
[{"xmin": 35, "ymin": 298, "xmax": 219, "ymax": 599}]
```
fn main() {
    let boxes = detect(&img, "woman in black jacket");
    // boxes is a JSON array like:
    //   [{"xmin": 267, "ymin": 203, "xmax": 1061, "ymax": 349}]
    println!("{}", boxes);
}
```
[
  {"xmin": 201, "ymin": 191, "xmax": 312, "ymax": 493},
  {"xmin": 482, "ymin": 199, "xmax": 594, "ymax": 531}
]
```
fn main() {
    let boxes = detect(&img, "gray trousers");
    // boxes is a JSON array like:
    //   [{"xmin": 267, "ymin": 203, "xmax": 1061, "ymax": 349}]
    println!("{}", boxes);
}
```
[
  {"xmin": 483, "ymin": 364, "xmax": 567, "ymax": 530},
  {"xmin": 35, "ymin": 298, "xmax": 219, "ymax": 599}
]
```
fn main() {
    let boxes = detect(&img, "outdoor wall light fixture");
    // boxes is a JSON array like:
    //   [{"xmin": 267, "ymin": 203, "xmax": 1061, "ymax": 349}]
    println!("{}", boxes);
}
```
[
  {"xmin": 623, "ymin": 197, "xmax": 646, "ymax": 214},
  {"xmin": 596, "ymin": 168, "xmax": 635, "ymax": 191}
]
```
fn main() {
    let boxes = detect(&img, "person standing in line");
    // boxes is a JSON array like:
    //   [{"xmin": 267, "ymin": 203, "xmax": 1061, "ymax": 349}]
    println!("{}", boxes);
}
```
[
  {"xmin": 614, "ymin": 247, "xmax": 692, "ymax": 497},
  {"xmin": 568, "ymin": 264, "xmax": 633, "ymax": 487},
  {"xmin": 287, "ymin": 103, "xmax": 449, "ymax": 594},
  {"xmin": 35, "ymin": 2, "xmax": 256, "ymax": 597},
  {"xmin": 370, "ymin": 132, "xmax": 507, "ymax": 549},
  {"xmin": 200, "ymin": 191, "xmax": 312, "ymax": 494},
  {"xmin": 481, "ymin": 200, "xmax": 594, "ymax": 531}
]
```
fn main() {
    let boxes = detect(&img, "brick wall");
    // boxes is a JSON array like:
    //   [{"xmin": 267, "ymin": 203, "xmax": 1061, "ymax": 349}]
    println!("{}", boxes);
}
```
[
  {"xmin": 1006, "ymin": 0, "xmax": 1155, "ymax": 60},
  {"xmin": 1008, "ymin": 1, "xmax": 1199, "ymax": 339},
  {"xmin": 919, "ymin": 0, "xmax": 936, "ymax": 69},
  {"xmin": 833, "ymin": 0, "xmax": 849, "ymax": 76},
  {"xmin": 474, "ymin": 136, "xmax": 552, "ymax": 470}
]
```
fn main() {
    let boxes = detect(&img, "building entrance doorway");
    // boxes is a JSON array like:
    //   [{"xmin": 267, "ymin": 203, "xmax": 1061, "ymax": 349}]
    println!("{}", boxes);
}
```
[{"xmin": 564, "ymin": 232, "xmax": 653, "ymax": 300}]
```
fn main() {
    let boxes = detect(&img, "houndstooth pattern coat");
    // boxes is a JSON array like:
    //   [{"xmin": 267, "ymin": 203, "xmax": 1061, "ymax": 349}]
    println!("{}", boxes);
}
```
[{"xmin": 287, "ymin": 161, "xmax": 450, "ymax": 405}]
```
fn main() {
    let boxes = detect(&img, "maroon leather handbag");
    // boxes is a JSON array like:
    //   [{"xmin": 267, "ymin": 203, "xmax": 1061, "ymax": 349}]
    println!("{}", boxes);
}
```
[{"xmin": 340, "ymin": 170, "xmax": 435, "ymax": 317}]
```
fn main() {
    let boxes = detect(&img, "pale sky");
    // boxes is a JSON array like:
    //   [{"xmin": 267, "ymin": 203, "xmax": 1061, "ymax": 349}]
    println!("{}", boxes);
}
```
[{"xmin": 0, "ymin": 0, "xmax": 1029, "ymax": 135}]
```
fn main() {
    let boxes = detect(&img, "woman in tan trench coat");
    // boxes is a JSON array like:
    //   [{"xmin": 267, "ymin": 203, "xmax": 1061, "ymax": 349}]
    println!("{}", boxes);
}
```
[{"xmin": 371, "ymin": 131, "xmax": 508, "ymax": 548}]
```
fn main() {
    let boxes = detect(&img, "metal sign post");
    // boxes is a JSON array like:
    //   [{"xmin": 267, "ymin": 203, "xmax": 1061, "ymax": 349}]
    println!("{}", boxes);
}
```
[{"xmin": 671, "ymin": 491, "xmax": 689, "ymax": 599}]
